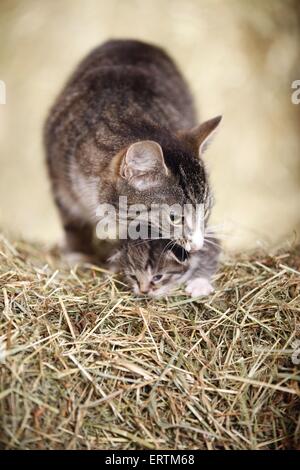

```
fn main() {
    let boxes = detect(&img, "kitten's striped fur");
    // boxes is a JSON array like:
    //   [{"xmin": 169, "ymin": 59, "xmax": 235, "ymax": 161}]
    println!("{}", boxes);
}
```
[{"xmin": 111, "ymin": 237, "xmax": 220, "ymax": 298}]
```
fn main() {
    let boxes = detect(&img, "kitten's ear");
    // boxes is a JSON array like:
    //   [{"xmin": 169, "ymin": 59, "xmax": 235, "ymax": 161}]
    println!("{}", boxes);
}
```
[
  {"xmin": 108, "ymin": 249, "xmax": 122, "ymax": 264},
  {"xmin": 167, "ymin": 244, "xmax": 189, "ymax": 265},
  {"xmin": 120, "ymin": 140, "xmax": 168, "ymax": 190},
  {"xmin": 107, "ymin": 249, "xmax": 122, "ymax": 273},
  {"xmin": 182, "ymin": 115, "xmax": 222, "ymax": 156}
]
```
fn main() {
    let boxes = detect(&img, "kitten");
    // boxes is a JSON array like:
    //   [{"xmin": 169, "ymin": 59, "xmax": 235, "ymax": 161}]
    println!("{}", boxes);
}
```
[
  {"xmin": 45, "ymin": 39, "xmax": 221, "ymax": 257},
  {"xmin": 110, "ymin": 237, "xmax": 220, "ymax": 298}
]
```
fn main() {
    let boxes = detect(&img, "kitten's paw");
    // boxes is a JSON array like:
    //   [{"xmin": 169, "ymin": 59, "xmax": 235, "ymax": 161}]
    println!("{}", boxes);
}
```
[{"xmin": 186, "ymin": 278, "xmax": 214, "ymax": 298}]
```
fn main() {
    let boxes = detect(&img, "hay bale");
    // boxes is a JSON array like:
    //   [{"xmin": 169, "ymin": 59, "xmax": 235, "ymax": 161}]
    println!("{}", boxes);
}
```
[{"xmin": 0, "ymin": 235, "xmax": 299, "ymax": 449}]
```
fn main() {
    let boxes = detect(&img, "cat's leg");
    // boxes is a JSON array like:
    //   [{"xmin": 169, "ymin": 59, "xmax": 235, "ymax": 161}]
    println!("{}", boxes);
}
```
[
  {"xmin": 185, "ymin": 277, "xmax": 214, "ymax": 297},
  {"xmin": 61, "ymin": 219, "xmax": 96, "ymax": 266},
  {"xmin": 61, "ymin": 221, "xmax": 96, "ymax": 265},
  {"xmin": 62, "ymin": 220, "xmax": 94, "ymax": 255},
  {"xmin": 185, "ymin": 238, "xmax": 220, "ymax": 297},
  {"xmin": 55, "ymin": 195, "xmax": 95, "ymax": 263}
]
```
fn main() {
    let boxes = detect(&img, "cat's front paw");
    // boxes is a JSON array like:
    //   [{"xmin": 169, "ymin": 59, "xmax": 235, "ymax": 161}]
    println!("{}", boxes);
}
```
[{"xmin": 185, "ymin": 277, "xmax": 214, "ymax": 298}]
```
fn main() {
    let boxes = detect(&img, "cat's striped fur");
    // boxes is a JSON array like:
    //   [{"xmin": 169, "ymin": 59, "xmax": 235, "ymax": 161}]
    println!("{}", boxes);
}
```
[{"xmin": 45, "ymin": 39, "xmax": 221, "ymax": 256}]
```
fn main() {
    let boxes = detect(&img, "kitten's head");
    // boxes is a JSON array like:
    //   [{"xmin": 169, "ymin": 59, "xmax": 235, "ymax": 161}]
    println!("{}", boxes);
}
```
[
  {"xmin": 115, "ymin": 116, "xmax": 222, "ymax": 252},
  {"xmin": 111, "ymin": 240, "xmax": 189, "ymax": 297}
]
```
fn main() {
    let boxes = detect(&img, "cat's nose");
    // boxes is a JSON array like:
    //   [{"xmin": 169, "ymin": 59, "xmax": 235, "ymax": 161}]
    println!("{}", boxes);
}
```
[
  {"xmin": 189, "ymin": 235, "xmax": 204, "ymax": 252},
  {"xmin": 190, "ymin": 241, "xmax": 203, "ymax": 252},
  {"xmin": 185, "ymin": 240, "xmax": 204, "ymax": 252}
]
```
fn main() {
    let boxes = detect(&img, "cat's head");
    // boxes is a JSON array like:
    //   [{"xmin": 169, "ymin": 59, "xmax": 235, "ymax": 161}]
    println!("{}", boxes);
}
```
[
  {"xmin": 115, "ymin": 116, "xmax": 222, "ymax": 252},
  {"xmin": 110, "ymin": 240, "xmax": 189, "ymax": 297}
]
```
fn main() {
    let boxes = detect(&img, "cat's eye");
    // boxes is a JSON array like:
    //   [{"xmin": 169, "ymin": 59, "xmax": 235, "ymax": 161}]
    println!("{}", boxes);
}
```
[
  {"xmin": 128, "ymin": 274, "xmax": 137, "ymax": 281},
  {"xmin": 169, "ymin": 211, "xmax": 183, "ymax": 225},
  {"xmin": 152, "ymin": 274, "xmax": 163, "ymax": 283}
]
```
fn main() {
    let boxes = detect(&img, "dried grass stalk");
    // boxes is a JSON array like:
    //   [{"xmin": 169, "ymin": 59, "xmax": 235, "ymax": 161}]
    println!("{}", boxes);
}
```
[{"xmin": 0, "ymin": 235, "xmax": 299, "ymax": 449}]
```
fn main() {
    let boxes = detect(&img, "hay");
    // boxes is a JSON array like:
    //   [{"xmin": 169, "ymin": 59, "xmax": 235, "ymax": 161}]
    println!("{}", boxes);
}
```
[{"xmin": 0, "ymin": 234, "xmax": 299, "ymax": 450}]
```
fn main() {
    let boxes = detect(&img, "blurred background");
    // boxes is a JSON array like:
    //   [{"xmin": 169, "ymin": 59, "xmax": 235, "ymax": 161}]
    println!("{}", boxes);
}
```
[{"xmin": 0, "ymin": 0, "xmax": 299, "ymax": 252}]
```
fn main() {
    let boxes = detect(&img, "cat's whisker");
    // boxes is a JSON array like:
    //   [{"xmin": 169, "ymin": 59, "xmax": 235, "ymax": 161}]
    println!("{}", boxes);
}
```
[
  {"xmin": 158, "ymin": 240, "xmax": 175, "ymax": 266},
  {"xmin": 130, "ymin": 239, "xmax": 148, "ymax": 247},
  {"xmin": 205, "ymin": 224, "xmax": 231, "ymax": 236},
  {"xmin": 204, "ymin": 237, "xmax": 220, "ymax": 248},
  {"xmin": 205, "ymin": 228, "xmax": 226, "ymax": 236},
  {"xmin": 205, "ymin": 232, "xmax": 230, "ymax": 241}
]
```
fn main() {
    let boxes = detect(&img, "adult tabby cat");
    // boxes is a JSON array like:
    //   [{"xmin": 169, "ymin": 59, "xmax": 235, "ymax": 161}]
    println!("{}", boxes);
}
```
[{"xmin": 45, "ymin": 39, "xmax": 221, "ymax": 256}]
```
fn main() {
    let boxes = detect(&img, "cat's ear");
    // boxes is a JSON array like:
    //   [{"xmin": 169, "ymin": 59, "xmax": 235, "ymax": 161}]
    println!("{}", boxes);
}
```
[
  {"xmin": 120, "ymin": 140, "xmax": 168, "ymax": 190},
  {"xmin": 181, "ymin": 115, "xmax": 222, "ymax": 156}
]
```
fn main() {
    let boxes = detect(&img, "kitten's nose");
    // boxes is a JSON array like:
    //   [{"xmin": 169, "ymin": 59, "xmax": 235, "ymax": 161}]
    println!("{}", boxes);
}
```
[
  {"xmin": 139, "ymin": 282, "xmax": 149, "ymax": 295},
  {"xmin": 140, "ymin": 288, "xmax": 149, "ymax": 294}
]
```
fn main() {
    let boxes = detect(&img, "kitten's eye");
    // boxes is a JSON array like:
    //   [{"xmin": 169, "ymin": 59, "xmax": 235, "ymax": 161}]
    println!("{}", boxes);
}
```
[
  {"xmin": 152, "ymin": 274, "xmax": 163, "ymax": 283},
  {"xmin": 128, "ymin": 274, "xmax": 137, "ymax": 282}
]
